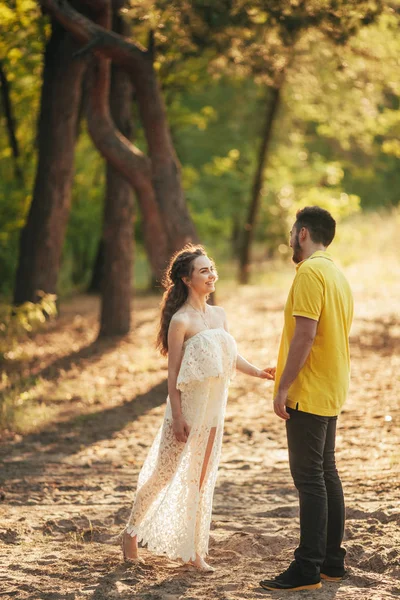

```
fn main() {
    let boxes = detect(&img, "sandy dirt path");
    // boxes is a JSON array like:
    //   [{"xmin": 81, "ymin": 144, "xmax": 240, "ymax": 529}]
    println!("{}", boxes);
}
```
[{"xmin": 0, "ymin": 275, "xmax": 399, "ymax": 600}]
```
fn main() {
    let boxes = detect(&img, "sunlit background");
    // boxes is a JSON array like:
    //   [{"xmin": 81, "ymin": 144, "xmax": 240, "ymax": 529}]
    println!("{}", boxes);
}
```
[{"xmin": 0, "ymin": 2, "xmax": 399, "ymax": 598}]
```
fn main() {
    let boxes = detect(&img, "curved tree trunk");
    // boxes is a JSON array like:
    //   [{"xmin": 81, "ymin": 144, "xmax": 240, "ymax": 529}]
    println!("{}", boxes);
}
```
[
  {"xmin": 83, "ymin": 2, "xmax": 169, "ymax": 282},
  {"xmin": 131, "ymin": 51, "xmax": 199, "ymax": 252},
  {"xmin": 39, "ymin": 0, "xmax": 199, "ymax": 258},
  {"xmin": 86, "ymin": 72, "xmax": 169, "ymax": 281},
  {"xmin": 13, "ymin": 20, "xmax": 86, "ymax": 304}
]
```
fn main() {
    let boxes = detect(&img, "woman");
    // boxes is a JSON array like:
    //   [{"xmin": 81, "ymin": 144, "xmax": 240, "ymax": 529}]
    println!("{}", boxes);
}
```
[{"xmin": 122, "ymin": 244, "xmax": 275, "ymax": 571}]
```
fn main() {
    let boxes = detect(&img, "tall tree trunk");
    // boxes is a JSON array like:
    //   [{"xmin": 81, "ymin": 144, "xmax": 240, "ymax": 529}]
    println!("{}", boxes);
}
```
[
  {"xmin": 231, "ymin": 214, "xmax": 241, "ymax": 259},
  {"xmin": 99, "ymin": 3, "xmax": 134, "ymax": 336},
  {"xmin": 238, "ymin": 84, "xmax": 282, "ymax": 284},
  {"xmin": 13, "ymin": 20, "xmax": 86, "ymax": 304},
  {"xmin": 40, "ymin": 0, "xmax": 199, "ymax": 259}
]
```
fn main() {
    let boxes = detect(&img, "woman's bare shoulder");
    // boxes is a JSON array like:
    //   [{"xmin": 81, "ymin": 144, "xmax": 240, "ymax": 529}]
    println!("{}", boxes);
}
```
[{"xmin": 170, "ymin": 307, "xmax": 190, "ymax": 327}]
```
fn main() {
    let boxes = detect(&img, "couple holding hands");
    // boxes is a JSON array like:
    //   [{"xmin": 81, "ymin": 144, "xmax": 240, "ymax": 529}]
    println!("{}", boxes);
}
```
[{"xmin": 120, "ymin": 206, "xmax": 354, "ymax": 593}]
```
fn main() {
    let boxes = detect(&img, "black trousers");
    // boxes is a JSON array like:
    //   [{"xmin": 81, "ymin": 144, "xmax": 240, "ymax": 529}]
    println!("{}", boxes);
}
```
[{"xmin": 286, "ymin": 406, "xmax": 346, "ymax": 577}]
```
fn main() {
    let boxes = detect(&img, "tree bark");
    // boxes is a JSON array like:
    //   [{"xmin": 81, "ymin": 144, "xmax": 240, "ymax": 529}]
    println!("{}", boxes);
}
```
[
  {"xmin": 86, "ymin": 56, "xmax": 169, "ymax": 280},
  {"xmin": 238, "ymin": 84, "xmax": 283, "ymax": 284},
  {"xmin": 39, "ymin": 0, "xmax": 199, "ymax": 257},
  {"xmin": 98, "ymin": 2, "xmax": 134, "ymax": 336},
  {"xmin": 13, "ymin": 20, "xmax": 86, "ymax": 304}
]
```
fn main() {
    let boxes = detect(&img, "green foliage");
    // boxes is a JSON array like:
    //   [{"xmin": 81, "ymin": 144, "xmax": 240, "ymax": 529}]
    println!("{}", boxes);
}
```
[
  {"xmin": 172, "ymin": 78, "xmax": 262, "ymax": 251},
  {"xmin": 164, "ymin": 3, "xmax": 398, "ymax": 261},
  {"xmin": 285, "ymin": 12, "xmax": 400, "ymax": 208},
  {"xmin": 0, "ymin": 1, "xmax": 399, "ymax": 294},
  {"xmin": 0, "ymin": 291, "xmax": 56, "ymax": 429},
  {"xmin": 0, "ymin": 1, "xmax": 47, "ymax": 296},
  {"xmin": 0, "ymin": 292, "xmax": 57, "ymax": 360},
  {"xmin": 169, "ymin": 67, "xmax": 364, "ymax": 257},
  {"xmin": 0, "ymin": 371, "xmax": 41, "ymax": 434},
  {"xmin": 60, "ymin": 127, "xmax": 104, "ymax": 294}
]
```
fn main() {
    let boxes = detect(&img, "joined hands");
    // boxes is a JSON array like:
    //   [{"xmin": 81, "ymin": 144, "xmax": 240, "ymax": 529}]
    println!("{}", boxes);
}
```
[{"xmin": 259, "ymin": 367, "xmax": 276, "ymax": 380}]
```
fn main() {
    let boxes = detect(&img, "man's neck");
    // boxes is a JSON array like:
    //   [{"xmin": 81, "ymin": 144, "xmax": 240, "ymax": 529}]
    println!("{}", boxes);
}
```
[{"xmin": 302, "ymin": 245, "xmax": 327, "ymax": 261}]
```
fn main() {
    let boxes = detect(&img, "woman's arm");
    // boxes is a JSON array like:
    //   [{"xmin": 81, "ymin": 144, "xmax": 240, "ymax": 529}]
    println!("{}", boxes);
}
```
[
  {"xmin": 236, "ymin": 354, "xmax": 275, "ymax": 379},
  {"xmin": 167, "ymin": 317, "xmax": 191, "ymax": 442},
  {"xmin": 221, "ymin": 307, "xmax": 275, "ymax": 380}
]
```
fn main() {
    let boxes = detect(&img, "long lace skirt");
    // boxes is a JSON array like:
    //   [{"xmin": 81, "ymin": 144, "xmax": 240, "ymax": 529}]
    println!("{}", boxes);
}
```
[{"xmin": 125, "ymin": 376, "xmax": 229, "ymax": 561}]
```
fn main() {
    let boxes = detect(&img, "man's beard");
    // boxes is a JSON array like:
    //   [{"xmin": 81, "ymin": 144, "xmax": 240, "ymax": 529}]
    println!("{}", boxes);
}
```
[{"xmin": 292, "ymin": 234, "xmax": 303, "ymax": 264}]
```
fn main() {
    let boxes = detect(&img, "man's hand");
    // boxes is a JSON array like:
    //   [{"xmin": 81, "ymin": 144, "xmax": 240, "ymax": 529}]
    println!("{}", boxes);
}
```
[
  {"xmin": 273, "ymin": 390, "xmax": 290, "ymax": 420},
  {"xmin": 259, "ymin": 367, "xmax": 276, "ymax": 380},
  {"xmin": 172, "ymin": 416, "xmax": 191, "ymax": 443}
]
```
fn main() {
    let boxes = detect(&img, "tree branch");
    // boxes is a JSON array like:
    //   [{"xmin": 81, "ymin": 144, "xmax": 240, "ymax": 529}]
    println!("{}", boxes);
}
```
[
  {"xmin": 79, "ymin": 0, "xmax": 109, "ymax": 12},
  {"xmin": 39, "ymin": 0, "xmax": 148, "ymax": 69},
  {"xmin": 72, "ymin": 36, "xmax": 102, "ymax": 59},
  {"xmin": 148, "ymin": 29, "xmax": 155, "ymax": 63},
  {"xmin": 38, "ymin": 0, "xmax": 173, "ymax": 165}
]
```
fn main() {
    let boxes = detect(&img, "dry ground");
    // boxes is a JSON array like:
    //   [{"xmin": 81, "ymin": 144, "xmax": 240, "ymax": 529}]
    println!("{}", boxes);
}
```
[{"xmin": 0, "ymin": 265, "xmax": 399, "ymax": 600}]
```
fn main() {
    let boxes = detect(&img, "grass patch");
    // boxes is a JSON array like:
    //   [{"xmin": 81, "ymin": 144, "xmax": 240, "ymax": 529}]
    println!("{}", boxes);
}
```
[{"xmin": 0, "ymin": 373, "xmax": 43, "ymax": 433}]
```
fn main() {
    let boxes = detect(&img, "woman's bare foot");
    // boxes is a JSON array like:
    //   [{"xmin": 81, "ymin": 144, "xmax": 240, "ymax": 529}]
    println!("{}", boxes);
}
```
[
  {"xmin": 188, "ymin": 554, "xmax": 215, "ymax": 572},
  {"xmin": 121, "ymin": 531, "xmax": 140, "ymax": 562}
]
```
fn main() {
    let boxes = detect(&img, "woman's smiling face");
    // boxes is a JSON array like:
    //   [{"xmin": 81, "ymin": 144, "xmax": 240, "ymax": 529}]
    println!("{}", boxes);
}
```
[{"xmin": 186, "ymin": 255, "xmax": 217, "ymax": 295}]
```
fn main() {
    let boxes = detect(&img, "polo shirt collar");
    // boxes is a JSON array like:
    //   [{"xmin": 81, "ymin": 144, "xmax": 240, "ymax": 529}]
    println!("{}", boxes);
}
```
[{"xmin": 295, "ymin": 250, "xmax": 333, "ymax": 271}]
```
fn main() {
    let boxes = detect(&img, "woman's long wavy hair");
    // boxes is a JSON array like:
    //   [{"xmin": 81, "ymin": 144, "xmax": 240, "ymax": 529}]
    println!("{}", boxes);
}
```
[{"xmin": 156, "ymin": 244, "xmax": 208, "ymax": 356}]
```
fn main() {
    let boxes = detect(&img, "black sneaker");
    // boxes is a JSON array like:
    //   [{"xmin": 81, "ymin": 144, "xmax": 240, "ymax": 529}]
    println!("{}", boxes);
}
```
[
  {"xmin": 260, "ymin": 561, "xmax": 322, "ymax": 592},
  {"xmin": 320, "ymin": 565, "xmax": 348, "ymax": 582}
]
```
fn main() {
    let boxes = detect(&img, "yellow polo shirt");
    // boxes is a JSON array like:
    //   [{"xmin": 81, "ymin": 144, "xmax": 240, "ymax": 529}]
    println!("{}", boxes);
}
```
[{"xmin": 274, "ymin": 251, "xmax": 354, "ymax": 416}]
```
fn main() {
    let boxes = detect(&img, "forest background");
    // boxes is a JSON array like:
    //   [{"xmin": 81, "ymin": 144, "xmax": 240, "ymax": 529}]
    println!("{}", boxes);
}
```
[{"xmin": 1, "ymin": 0, "xmax": 399, "ymax": 300}]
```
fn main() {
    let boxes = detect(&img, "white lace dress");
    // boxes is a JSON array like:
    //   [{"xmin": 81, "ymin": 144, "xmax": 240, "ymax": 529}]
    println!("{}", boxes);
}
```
[{"xmin": 125, "ymin": 327, "xmax": 237, "ymax": 561}]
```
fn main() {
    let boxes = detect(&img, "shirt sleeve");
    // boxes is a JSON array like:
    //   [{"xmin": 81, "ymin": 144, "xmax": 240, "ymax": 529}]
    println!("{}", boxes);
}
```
[{"xmin": 292, "ymin": 271, "xmax": 324, "ymax": 321}]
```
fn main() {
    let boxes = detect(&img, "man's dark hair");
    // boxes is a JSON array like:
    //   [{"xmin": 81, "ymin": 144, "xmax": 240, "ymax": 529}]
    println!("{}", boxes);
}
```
[{"xmin": 295, "ymin": 206, "xmax": 336, "ymax": 246}]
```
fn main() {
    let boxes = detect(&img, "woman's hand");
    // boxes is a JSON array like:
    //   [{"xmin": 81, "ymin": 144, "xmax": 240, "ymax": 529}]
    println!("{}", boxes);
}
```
[
  {"xmin": 172, "ymin": 416, "xmax": 191, "ymax": 443},
  {"xmin": 237, "ymin": 354, "xmax": 276, "ymax": 379},
  {"xmin": 258, "ymin": 367, "xmax": 276, "ymax": 380}
]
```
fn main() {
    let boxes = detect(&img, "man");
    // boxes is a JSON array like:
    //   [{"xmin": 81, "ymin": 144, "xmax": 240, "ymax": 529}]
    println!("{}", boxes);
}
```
[{"xmin": 260, "ymin": 206, "xmax": 354, "ymax": 592}]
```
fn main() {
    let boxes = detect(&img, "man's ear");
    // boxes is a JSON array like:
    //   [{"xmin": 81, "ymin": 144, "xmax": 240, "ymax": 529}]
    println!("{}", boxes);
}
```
[{"xmin": 299, "ymin": 227, "xmax": 308, "ymax": 242}]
